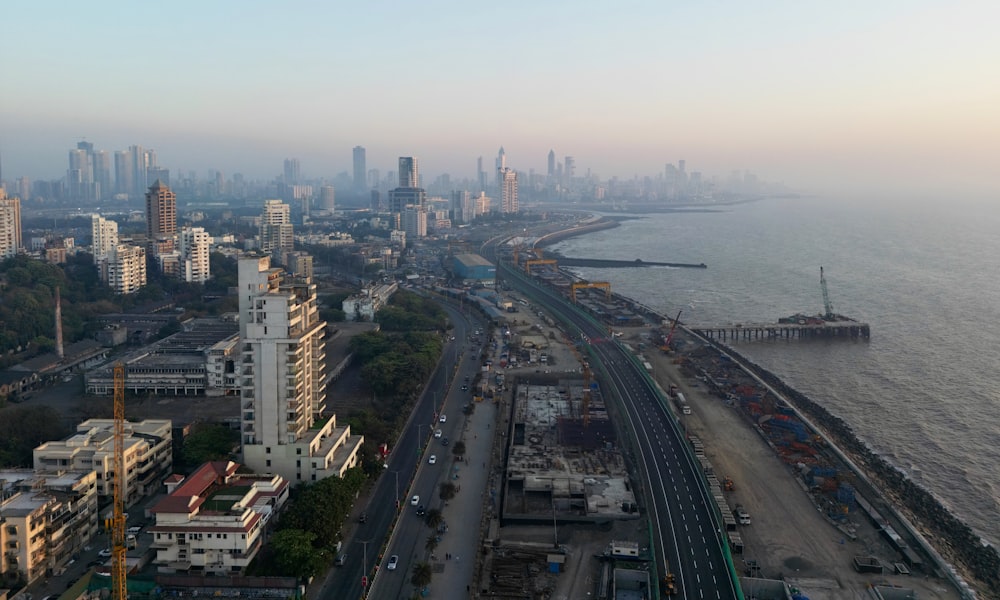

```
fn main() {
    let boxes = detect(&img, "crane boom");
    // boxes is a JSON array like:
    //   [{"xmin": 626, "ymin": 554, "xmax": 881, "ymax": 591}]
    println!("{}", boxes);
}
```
[
  {"xmin": 662, "ymin": 310, "xmax": 683, "ymax": 352},
  {"xmin": 112, "ymin": 363, "xmax": 127, "ymax": 600},
  {"xmin": 820, "ymin": 266, "xmax": 834, "ymax": 319}
]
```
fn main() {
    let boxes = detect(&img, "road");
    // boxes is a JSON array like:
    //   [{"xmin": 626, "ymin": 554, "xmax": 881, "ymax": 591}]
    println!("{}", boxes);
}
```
[
  {"xmin": 486, "ymin": 240, "xmax": 740, "ymax": 600},
  {"xmin": 320, "ymin": 301, "xmax": 483, "ymax": 599}
]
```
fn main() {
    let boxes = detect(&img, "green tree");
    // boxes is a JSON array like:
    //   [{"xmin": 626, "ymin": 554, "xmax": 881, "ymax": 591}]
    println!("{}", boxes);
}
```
[
  {"xmin": 452, "ymin": 440, "xmax": 466, "ymax": 457},
  {"xmin": 269, "ymin": 529, "xmax": 328, "ymax": 579},
  {"xmin": 438, "ymin": 483, "xmax": 456, "ymax": 502},
  {"xmin": 411, "ymin": 562, "xmax": 432, "ymax": 588},
  {"xmin": 0, "ymin": 405, "xmax": 71, "ymax": 467},
  {"xmin": 425, "ymin": 535, "xmax": 438, "ymax": 554},
  {"xmin": 425, "ymin": 508, "xmax": 443, "ymax": 528},
  {"xmin": 180, "ymin": 423, "xmax": 239, "ymax": 468}
]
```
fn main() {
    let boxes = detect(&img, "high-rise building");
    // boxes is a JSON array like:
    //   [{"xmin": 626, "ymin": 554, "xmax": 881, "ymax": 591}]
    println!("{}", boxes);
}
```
[
  {"xmin": 91, "ymin": 214, "xmax": 119, "ymax": 265},
  {"xmin": 352, "ymin": 146, "xmax": 366, "ymax": 191},
  {"xmin": 259, "ymin": 199, "xmax": 294, "ymax": 255},
  {"xmin": 238, "ymin": 256, "xmax": 363, "ymax": 482},
  {"xmin": 451, "ymin": 190, "xmax": 472, "ymax": 223},
  {"xmin": 145, "ymin": 180, "xmax": 177, "ymax": 240},
  {"xmin": 398, "ymin": 157, "xmax": 418, "ymax": 188},
  {"xmin": 283, "ymin": 158, "xmax": 300, "ymax": 185},
  {"xmin": 564, "ymin": 156, "xmax": 575, "ymax": 182},
  {"xmin": 129, "ymin": 145, "xmax": 147, "ymax": 198},
  {"xmin": 114, "ymin": 150, "xmax": 132, "ymax": 197},
  {"xmin": 495, "ymin": 147, "xmax": 506, "ymax": 189},
  {"xmin": 0, "ymin": 191, "xmax": 22, "ymax": 258},
  {"xmin": 108, "ymin": 244, "xmax": 147, "ymax": 294},
  {"xmin": 547, "ymin": 150, "xmax": 556, "ymax": 178},
  {"xmin": 403, "ymin": 204, "xmax": 428, "ymax": 238},
  {"xmin": 500, "ymin": 168, "xmax": 519, "ymax": 214},
  {"xmin": 477, "ymin": 156, "xmax": 486, "ymax": 192},
  {"xmin": 179, "ymin": 226, "xmax": 211, "ymax": 283},
  {"xmin": 320, "ymin": 185, "xmax": 336, "ymax": 213},
  {"xmin": 93, "ymin": 150, "xmax": 111, "ymax": 200}
]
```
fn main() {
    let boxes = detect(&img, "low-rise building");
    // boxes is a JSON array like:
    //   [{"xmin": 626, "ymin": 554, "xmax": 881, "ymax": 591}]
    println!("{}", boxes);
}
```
[
  {"xmin": 149, "ymin": 461, "xmax": 289, "ymax": 575},
  {"xmin": 342, "ymin": 282, "xmax": 398, "ymax": 321},
  {"xmin": 33, "ymin": 418, "xmax": 173, "ymax": 506},
  {"xmin": 0, "ymin": 469, "xmax": 99, "ymax": 585}
]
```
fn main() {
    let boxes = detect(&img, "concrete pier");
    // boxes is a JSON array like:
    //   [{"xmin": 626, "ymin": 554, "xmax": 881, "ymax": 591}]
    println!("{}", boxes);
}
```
[{"xmin": 693, "ymin": 321, "xmax": 871, "ymax": 341}]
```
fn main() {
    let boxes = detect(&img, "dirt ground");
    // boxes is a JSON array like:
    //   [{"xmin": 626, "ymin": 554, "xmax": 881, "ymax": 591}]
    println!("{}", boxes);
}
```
[{"xmin": 623, "ymin": 326, "xmax": 962, "ymax": 600}]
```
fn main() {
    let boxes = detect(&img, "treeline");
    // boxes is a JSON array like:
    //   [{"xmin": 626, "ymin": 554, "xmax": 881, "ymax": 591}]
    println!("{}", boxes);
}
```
[
  {"xmin": 0, "ymin": 405, "xmax": 71, "ymax": 467},
  {"xmin": 375, "ymin": 290, "xmax": 448, "ymax": 331}
]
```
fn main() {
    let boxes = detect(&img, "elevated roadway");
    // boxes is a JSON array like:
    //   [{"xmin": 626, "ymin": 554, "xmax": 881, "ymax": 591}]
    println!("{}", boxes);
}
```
[{"xmin": 484, "ymin": 238, "xmax": 741, "ymax": 600}]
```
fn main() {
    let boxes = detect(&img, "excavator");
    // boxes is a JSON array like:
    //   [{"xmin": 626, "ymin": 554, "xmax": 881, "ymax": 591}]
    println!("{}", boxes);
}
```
[{"xmin": 660, "ymin": 310, "xmax": 682, "ymax": 353}]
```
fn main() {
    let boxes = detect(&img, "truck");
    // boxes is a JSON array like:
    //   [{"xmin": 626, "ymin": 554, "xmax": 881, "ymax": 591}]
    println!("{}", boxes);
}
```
[{"xmin": 734, "ymin": 504, "xmax": 751, "ymax": 525}]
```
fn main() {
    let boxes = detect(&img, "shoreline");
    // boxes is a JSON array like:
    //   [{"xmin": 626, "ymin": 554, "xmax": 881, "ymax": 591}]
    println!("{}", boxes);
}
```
[{"xmin": 536, "ymin": 214, "xmax": 999, "ymax": 594}]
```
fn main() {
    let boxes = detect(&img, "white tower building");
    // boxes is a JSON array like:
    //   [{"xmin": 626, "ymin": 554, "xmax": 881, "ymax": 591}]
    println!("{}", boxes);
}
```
[{"xmin": 179, "ymin": 226, "xmax": 211, "ymax": 283}]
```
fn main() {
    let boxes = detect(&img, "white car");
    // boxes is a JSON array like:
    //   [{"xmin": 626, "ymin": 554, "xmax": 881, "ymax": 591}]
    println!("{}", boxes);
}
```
[
  {"xmin": 434, "ymin": 429, "xmax": 442, "ymax": 438},
  {"xmin": 410, "ymin": 495, "xmax": 420, "ymax": 506},
  {"xmin": 428, "ymin": 454, "xmax": 437, "ymax": 465},
  {"xmin": 99, "ymin": 548, "xmax": 112, "ymax": 558},
  {"xmin": 439, "ymin": 414, "xmax": 447, "ymax": 423},
  {"xmin": 387, "ymin": 554, "xmax": 399, "ymax": 570}
]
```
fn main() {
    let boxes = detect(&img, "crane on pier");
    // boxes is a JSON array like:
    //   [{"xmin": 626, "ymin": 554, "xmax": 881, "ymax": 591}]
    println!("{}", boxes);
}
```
[
  {"xmin": 111, "ymin": 363, "xmax": 127, "ymax": 600},
  {"xmin": 820, "ymin": 266, "xmax": 834, "ymax": 320}
]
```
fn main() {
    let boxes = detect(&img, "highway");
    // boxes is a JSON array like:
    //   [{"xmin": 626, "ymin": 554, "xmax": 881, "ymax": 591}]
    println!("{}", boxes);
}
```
[
  {"xmin": 321, "ymin": 302, "xmax": 484, "ymax": 599},
  {"xmin": 486, "ymin": 240, "xmax": 740, "ymax": 600}
]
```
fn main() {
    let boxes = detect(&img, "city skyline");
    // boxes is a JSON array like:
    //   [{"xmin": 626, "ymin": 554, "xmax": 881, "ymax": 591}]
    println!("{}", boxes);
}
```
[{"xmin": 3, "ymin": 2, "xmax": 999, "ymax": 203}]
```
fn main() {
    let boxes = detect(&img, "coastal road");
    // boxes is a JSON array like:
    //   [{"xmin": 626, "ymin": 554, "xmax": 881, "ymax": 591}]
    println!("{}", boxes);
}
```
[
  {"xmin": 320, "ymin": 302, "xmax": 482, "ymax": 599},
  {"xmin": 487, "ymin": 241, "xmax": 739, "ymax": 600}
]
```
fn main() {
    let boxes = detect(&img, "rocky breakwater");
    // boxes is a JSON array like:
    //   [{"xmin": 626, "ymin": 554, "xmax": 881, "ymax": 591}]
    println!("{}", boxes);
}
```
[{"xmin": 720, "ymin": 349, "xmax": 1000, "ymax": 592}]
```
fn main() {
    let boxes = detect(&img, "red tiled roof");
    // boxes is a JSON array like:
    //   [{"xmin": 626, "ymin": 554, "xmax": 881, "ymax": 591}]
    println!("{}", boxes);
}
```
[{"xmin": 151, "ymin": 461, "xmax": 239, "ymax": 514}]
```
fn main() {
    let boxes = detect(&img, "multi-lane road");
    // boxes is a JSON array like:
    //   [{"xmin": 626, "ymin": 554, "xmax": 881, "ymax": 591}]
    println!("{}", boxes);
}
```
[{"xmin": 489, "ymin": 242, "xmax": 740, "ymax": 600}]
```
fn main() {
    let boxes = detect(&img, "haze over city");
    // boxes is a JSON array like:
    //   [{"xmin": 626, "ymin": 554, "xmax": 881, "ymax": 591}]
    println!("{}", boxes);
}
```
[{"xmin": 4, "ymin": 1, "xmax": 999, "ymax": 202}]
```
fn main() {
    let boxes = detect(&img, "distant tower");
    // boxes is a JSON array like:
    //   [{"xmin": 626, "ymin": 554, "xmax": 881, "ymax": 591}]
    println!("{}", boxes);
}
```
[
  {"xmin": 398, "ymin": 157, "xmax": 418, "ymax": 188},
  {"xmin": 547, "ymin": 150, "xmax": 556, "ymax": 178},
  {"xmin": 495, "ymin": 147, "xmax": 506, "ymax": 188},
  {"xmin": 320, "ymin": 185, "xmax": 336, "ymax": 212},
  {"xmin": 145, "ymin": 180, "xmax": 177, "ymax": 241},
  {"xmin": 55, "ymin": 287, "xmax": 64, "ymax": 360},
  {"xmin": 500, "ymin": 168, "xmax": 518, "ymax": 214},
  {"xmin": 260, "ymin": 199, "xmax": 294, "ymax": 255},
  {"xmin": 283, "ymin": 158, "xmax": 301, "ymax": 184},
  {"xmin": 477, "ymin": 157, "xmax": 486, "ymax": 193},
  {"xmin": 352, "ymin": 146, "xmax": 366, "ymax": 191}
]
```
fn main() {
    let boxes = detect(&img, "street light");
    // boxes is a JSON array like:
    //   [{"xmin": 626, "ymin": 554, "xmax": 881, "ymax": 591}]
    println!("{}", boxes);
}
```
[
  {"xmin": 391, "ymin": 470, "xmax": 399, "ymax": 504},
  {"xmin": 359, "ymin": 539, "xmax": 370, "ymax": 587}
]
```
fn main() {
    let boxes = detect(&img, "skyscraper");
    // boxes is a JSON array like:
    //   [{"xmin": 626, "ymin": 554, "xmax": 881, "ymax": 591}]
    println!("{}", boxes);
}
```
[
  {"xmin": 114, "ymin": 150, "xmax": 131, "ymax": 197},
  {"xmin": 320, "ymin": 185, "xmax": 336, "ymax": 213},
  {"xmin": 238, "ymin": 256, "xmax": 363, "ymax": 482},
  {"xmin": 179, "ymin": 226, "xmax": 211, "ymax": 283},
  {"xmin": 283, "ymin": 158, "xmax": 300, "ymax": 185},
  {"xmin": 91, "ymin": 215, "xmax": 119, "ymax": 266},
  {"xmin": 477, "ymin": 156, "xmax": 486, "ymax": 193},
  {"xmin": 145, "ymin": 180, "xmax": 177, "ymax": 240},
  {"xmin": 259, "ymin": 200, "xmax": 294, "ymax": 255},
  {"xmin": 0, "ymin": 190, "xmax": 22, "ymax": 259},
  {"xmin": 500, "ymin": 168, "xmax": 518, "ymax": 214},
  {"xmin": 93, "ymin": 150, "xmax": 111, "ymax": 200},
  {"xmin": 495, "ymin": 147, "xmax": 506, "ymax": 189},
  {"xmin": 352, "ymin": 146, "xmax": 366, "ymax": 191},
  {"xmin": 547, "ymin": 150, "xmax": 556, "ymax": 178},
  {"xmin": 398, "ymin": 157, "xmax": 418, "ymax": 188},
  {"xmin": 129, "ymin": 145, "xmax": 147, "ymax": 198}
]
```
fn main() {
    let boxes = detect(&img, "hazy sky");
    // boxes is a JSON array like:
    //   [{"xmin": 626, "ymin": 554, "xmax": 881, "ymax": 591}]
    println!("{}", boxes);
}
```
[{"xmin": 3, "ymin": 1, "xmax": 999, "ymax": 200}]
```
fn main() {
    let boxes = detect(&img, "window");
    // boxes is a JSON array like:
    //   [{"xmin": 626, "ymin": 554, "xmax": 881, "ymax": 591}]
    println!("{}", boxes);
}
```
[
  {"xmin": 266, "ymin": 460, "xmax": 271, "ymax": 467},
  {"xmin": 266, "ymin": 447, "xmax": 271, "ymax": 454},
  {"xmin": 296, "ymin": 448, "xmax": 302, "ymax": 455}
]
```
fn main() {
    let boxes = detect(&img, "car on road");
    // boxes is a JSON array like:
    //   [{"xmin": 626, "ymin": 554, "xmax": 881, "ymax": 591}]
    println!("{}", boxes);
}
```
[
  {"xmin": 428, "ymin": 454, "xmax": 437, "ymax": 465},
  {"xmin": 98, "ymin": 548, "xmax": 112, "ymax": 558},
  {"xmin": 336, "ymin": 553, "xmax": 348, "ymax": 566},
  {"xmin": 460, "ymin": 384, "xmax": 469, "ymax": 391},
  {"xmin": 439, "ymin": 414, "xmax": 447, "ymax": 423},
  {"xmin": 358, "ymin": 512, "xmax": 367, "ymax": 523},
  {"xmin": 387, "ymin": 555, "xmax": 399, "ymax": 570},
  {"xmin": 442, "ymin": 437, "xmax": 450, "ymax": 446},
  {"xmin": 434, "ymin": 429, "xmax": 442, "ymax": 438},
  {"xmin": 416, "ymin": 505, "xmax": 426, "ymax": 516},
  {"xmin": 411, "ymin": 495, "xmax": 420, "ymax": 506}
]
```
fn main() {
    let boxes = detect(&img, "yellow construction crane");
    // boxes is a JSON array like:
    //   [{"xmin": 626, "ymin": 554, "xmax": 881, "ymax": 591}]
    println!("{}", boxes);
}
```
[
  {"xmin": 524, "ymin": 258, "xmax": 557, "ymax": 273},
  {"xmin": 570, "ymin": 281, "xmax": 611, "ymax": 303},
  {"xmin": 112, "ymin": 363, "xmax": 127, "ymax": 600}
]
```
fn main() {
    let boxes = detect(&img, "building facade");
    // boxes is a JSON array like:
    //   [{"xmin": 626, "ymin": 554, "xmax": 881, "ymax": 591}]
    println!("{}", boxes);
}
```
[
  {"xmin": 0, "ymin": 190, "xmax": 22, "ymax": 258},
  {"xmin": 149, "ymin": 461, "xmax": 288, "ymax": 575},
  {"xmin": 500, "ymin": 167, "xmax": 519, "ymax": 214},
  {"xmin": 33, "ymin": 419, "xmax": 173, "ymax": 506},
  {"xmin": 352, "ymin": 146, "xmax": 366, "ymax": 191},
  {"xmin": 108, "ymin": 244, "xmax": 148, "ymax": 294},
  {"xmin": 91, "ymin": 214, "xmax": 119, "ymax": 266},
  {"xmin": 145, "ymin": 180, "xmax": 177, "ymax": 240},
  {"xmin": 238, "ymin": 257, "xmax": 363, "ymax": 482},
  {"xmin": 259, "ymin": 199, "xmax": 294, "ymax": 255},
  {"xmin": 179, "ymin": 226, "xmax": 211, "ymax": 283}
]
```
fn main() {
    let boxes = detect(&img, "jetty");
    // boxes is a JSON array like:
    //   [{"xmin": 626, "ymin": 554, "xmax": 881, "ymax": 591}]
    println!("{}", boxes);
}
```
[
  {"xmin": 692, "ymin": 320, "xmax": 870, "ymax": 342},
  {"xmin": 554, "ymin": 257, "xmax": 707, "ymax": 269}
]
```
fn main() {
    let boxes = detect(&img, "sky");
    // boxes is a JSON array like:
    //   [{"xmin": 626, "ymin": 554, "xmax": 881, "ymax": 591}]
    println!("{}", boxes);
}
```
[{"xmin": 3, "ymin": 0, "xmax": 999, "ymax": 201}]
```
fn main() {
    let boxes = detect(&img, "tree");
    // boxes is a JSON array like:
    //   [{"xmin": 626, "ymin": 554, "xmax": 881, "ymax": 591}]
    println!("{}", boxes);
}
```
[
  {"xmin": 411, "ymin": 562, "xmax": 432, "ymax": 588},
  {"xmin": 269, "ymin": 529, "xmax": 328, "ymax": 580},
  {"xmin": 180, "ymin": 423, "xmax": 239, "ymax": 469},
  {"xmin": 452, "ymin": 440, "xmax": 466, "ymax": 457},
  {"xmin": 0, "ymin": 405, "xmax": 70, "ymax": 467},
  {"xmin": 426, "ymin": 508, "xmax": 444, "ymax": 528},
  {"xmin": 425, "ymin": 535, "xmax": 438, "ymax": 553},
  {"xmin": 439, "ymin": 483, "xmax": 456, "ymax": 502}
]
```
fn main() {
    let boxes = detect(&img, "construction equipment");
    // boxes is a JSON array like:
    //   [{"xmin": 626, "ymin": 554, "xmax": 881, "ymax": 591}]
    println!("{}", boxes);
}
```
[
  {"xmin": 570, "ymin": 281, "xmax": 611, "ymax": 303},
  {"xmin": 525, "ymin": 258, "xmax": 557, "ymax": 273},
  {"xmin": 820, "ymin": 266, "xmax": 834, "ymax": 320},
  {"xmin": 663, "ymin": 572, "xmax": 677, "ymax": 595},
  {"xmin": 661, "ymin": 310, "xmax": 682, "ymax": 352},
  {"xmin": 723, "ymin": 476, "xmax": 735, "ymax": 491},
  {"xmin": 111, "ymin": 363, "xmax": 127, "ymax": 600}
]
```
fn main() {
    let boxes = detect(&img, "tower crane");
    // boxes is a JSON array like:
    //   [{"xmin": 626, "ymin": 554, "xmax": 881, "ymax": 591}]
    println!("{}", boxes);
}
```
[
  {"xmin": 111, "ymin": 363, "xmax": 127, "ymax": 600},
  {"xmin": 820, "ymin": 266, "xmax": 834, "ymax": 320}
]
